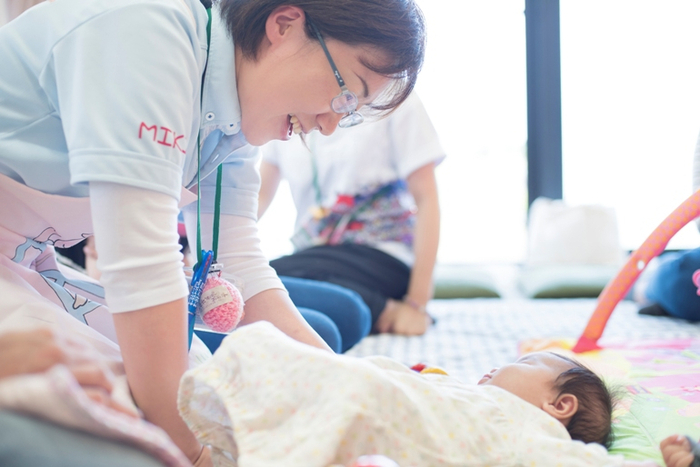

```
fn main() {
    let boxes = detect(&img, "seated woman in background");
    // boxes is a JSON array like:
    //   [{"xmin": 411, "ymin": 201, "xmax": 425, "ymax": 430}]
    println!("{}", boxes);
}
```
[{"xmin": 259, "ymin": 92, "xmax": 445, "ymax": 341}]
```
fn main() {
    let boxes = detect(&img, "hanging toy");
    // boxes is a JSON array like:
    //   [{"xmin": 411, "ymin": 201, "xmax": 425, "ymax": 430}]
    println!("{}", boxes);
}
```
[{"xmin": 197, "ymin": 262, "xmax": 244, "ymax": 333}]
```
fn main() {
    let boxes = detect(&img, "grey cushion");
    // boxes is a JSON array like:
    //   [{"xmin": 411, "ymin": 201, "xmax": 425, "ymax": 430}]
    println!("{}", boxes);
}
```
[
  {"xmin": 433, "ymin": 264, "xmax": 500, "ymax": 299},
  {"xmin": 0, "ymin": 410, "xmax": 165, "ymax": 467},
  {"xmin": 518, "ymin": 264, "xmax": 619, "ymax": 298}
]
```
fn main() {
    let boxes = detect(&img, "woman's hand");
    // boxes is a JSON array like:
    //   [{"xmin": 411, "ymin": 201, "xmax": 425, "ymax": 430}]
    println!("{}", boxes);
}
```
[{"xmin": 374, "ymin": 299, "xmax": 431, "ymax": 335}]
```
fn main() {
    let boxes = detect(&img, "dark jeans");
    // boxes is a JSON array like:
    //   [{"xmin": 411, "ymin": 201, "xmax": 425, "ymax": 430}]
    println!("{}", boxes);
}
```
[
  {"xmin": 270, "ymin": 244, "xmax": 411, "ymax": 326},
  {"xmin": 281, "ymin": 276, "xmax": 371, "ymax": 352}
]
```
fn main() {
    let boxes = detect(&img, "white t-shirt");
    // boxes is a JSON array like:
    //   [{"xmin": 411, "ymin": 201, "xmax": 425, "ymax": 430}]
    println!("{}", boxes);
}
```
[{"xmin": 263, "ymin": 92, "xmax": 445, "ymax": 263}]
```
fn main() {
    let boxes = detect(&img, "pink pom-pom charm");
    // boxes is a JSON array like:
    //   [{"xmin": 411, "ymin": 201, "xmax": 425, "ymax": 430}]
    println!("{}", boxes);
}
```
[{"xmin": 197, "ymin": 265, "xmax": 244, "ymax": 333}]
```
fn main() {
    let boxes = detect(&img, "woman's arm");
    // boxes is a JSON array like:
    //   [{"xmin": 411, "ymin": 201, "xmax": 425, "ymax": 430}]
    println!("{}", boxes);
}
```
[
  {"xmin": 258, "ymin": 160, "xmax": 282, "ymax": 220},
  {"xmin": 238, "ymin": 288, "xmax": 331, "ymax": 350},
  {"xmin": 183, "ymin": 209, "xmax": 330, "ymax": 352},
  {"xmin": 112, "ymin": 300, "xmax": 202, "ymax": 461},
  {"xmin": 375, "ymin": 162, "xmax": 440, "ymax": 335},
  {"xmin": 89, "ymin": 183, "xmax": 205, "ymax": 463},
  {"xmin": 404, "ymin": 162, "xmax": 440, "ymax": 310},
  {"xmin": 256, "ymin": 161, "xmax": 330, "ymax": 349}
]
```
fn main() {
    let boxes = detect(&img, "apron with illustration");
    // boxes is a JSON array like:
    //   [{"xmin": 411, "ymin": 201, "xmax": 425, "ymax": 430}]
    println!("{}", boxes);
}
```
[{"xmin": 0, "ymin": 173, "xmax": 122, "ymax": 345}]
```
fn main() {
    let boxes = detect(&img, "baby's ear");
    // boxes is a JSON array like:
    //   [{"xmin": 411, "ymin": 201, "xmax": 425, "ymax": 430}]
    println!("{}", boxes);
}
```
[{"xmin": 542, "ymin": 393, "xmax": 579, "ymax": 425}]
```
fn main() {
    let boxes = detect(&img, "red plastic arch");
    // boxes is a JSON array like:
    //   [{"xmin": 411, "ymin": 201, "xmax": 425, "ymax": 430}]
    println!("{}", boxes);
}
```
[{"xmin": 573, "ymin": 190, "xmax": 700, "ymax": 353}]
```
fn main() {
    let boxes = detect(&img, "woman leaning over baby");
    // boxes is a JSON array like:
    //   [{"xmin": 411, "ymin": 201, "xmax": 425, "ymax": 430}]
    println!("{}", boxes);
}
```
[{"xmin": 0, "ymin": 0, "xmax": 426, "ymax": 464}]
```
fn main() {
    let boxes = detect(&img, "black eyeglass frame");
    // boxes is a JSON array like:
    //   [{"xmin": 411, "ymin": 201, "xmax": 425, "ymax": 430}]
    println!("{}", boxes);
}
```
[{"xmin": 307, "ymin": 20, "xmax": 364, "ymax": 128}]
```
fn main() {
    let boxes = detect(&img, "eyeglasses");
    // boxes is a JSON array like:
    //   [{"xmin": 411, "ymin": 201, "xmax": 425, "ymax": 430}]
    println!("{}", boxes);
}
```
[{"xmin": 307, "ymin": 20, "xmax": 364, "ymax": 128}]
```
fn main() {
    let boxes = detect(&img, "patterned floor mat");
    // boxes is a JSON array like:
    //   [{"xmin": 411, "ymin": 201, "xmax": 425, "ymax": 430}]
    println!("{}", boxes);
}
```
[
  {"xmin": 347, "ymin": 298, "xmax": 700, "ymax": 385},
  {"xmin": 347, "ymin": 298, "xmax": 700, "ymax": 462}
]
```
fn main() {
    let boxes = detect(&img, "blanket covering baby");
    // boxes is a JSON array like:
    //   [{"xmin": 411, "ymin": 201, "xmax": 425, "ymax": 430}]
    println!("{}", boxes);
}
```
[{"xmin": 178, "ymin": 322, "xmax": 626, "ymax": 467}]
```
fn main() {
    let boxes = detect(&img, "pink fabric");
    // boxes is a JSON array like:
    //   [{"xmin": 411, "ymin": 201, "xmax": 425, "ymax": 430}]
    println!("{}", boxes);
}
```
[
  {"xmin": 0, "ymin": 174, "xmax": 196, "ymax": 466},
  {"xmin": 0, "ymin": 365, "xmax": 191, "ymax": 467}
]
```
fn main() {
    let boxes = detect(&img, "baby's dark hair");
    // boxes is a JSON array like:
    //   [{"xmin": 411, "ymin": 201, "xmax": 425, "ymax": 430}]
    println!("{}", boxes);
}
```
[{"xmin": 551, "ymin": 354, "xmax": 617, "ymax": 448}]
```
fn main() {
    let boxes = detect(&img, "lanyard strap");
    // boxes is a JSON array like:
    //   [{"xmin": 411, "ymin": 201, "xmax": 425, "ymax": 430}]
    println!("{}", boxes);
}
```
[
  {"xmin": 195, "ymin": 7, "xmax": 223, "ymax": 265},
  {"xmin": 188, "ymin": 6, "xmax": 218, "ymax": 351}
]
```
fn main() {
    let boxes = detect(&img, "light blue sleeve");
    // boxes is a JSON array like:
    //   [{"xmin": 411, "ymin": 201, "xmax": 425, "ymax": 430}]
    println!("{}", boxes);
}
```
[{"xmin": 52, "ymin": 2, "xmax": 201, "ymax": 200}]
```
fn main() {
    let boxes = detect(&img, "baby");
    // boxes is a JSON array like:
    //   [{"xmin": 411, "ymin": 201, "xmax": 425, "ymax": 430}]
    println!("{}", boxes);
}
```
[
  {"xmin": 475, "ymin": 351, "xmax": 615, "ymax": 446},
  {"xmin": 178, "ymin": 322, "xmax": 698, "ymax": 467},
  {"xmin": 474, "ymin": 352, "xmax": 697, "ymax": 467}
]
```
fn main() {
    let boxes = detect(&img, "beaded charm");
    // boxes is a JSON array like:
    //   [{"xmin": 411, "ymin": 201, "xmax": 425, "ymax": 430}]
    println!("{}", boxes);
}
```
[{"xmin": 198, "ymin": 263, "xmax": 244, "ymax": 333}]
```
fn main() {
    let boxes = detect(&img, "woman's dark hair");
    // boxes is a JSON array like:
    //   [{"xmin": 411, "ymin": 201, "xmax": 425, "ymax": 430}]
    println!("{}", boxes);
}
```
[
  {"xmin": 218, "ymin": 0, "xmax": 426, "ymax": 113},
  {"xmin": 551, "ymin": 354, "xmax": 619, "ymax": 448}
]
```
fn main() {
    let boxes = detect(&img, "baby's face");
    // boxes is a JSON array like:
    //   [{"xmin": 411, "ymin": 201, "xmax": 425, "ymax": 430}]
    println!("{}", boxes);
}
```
[{"xmin": 477, "ymin": 352, "xmax": 573, "ymax": 407}]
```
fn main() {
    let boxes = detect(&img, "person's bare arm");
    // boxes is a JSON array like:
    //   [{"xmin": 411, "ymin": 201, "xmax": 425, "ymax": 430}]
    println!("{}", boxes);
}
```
[
  {"xmin": 112, "ymin": 299, "xmax": 206, "ymax": 464},
  {"xmin": 258, "ymin": 160, "xmax": 282, "ymax": 220},
  {"xmin": 375, "ymin": 163, "xmax": 439, "ymax": 335},
  {"xmin": 403, "ymin": 162, "xmax": 440, "ymax": 309},
  {"xmin": 238, "ymin": 288, "xmax": 331, "ymax": 351}
]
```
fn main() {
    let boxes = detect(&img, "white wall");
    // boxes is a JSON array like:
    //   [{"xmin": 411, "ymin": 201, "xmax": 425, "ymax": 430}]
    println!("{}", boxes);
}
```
[
  {"xmin": 561, "ymin": 0, "xmax": 700, "ymax": 251},
  {"xmin": 260, "ymin": 1, "xmax": 700, "ymax": 263}
]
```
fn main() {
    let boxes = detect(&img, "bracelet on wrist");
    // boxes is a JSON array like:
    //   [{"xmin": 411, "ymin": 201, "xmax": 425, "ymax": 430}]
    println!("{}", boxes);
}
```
[
  {"xmin": 403, "ymin": 296, "xmax": 427, "ymax": 313},
  {"xmin": 403, "ymin": 296, "xmax": 437, "ymax": 324}
]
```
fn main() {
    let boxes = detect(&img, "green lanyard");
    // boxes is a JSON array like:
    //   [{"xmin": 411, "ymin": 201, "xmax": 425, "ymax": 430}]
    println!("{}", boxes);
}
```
[
  {"xmin": 195, "ymin": 7, "xmax": 223, "ymax": 266},
  {"xmin": 188, "ymin": 6, "xmax": 223, "ymax": 350}
]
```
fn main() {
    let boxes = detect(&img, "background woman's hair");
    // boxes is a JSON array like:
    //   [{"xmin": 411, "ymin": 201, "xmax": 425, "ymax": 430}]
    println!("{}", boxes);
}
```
[
  {"xmin": 552, "ymin": 354, "xmax": 621, "ymax": 448},
  {"xmin": 218, "ymin": 0, "xmax": 426, "ymax": 113}
]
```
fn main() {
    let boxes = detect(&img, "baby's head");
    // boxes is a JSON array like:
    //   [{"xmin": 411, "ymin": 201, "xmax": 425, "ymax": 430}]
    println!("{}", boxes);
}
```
[{"xmin": 478, "ymin": 352, "xmax": 614, "ymax": 447}]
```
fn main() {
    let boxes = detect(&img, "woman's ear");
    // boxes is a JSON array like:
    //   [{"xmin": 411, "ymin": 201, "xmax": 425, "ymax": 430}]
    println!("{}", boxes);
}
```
[
  {"xmin": 264, "ymin": 5, "xmax": 306, "ymax": 47},
  {"xmin": 542, "ymin": 393, "xmax": 579, "ymax": 425}
]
